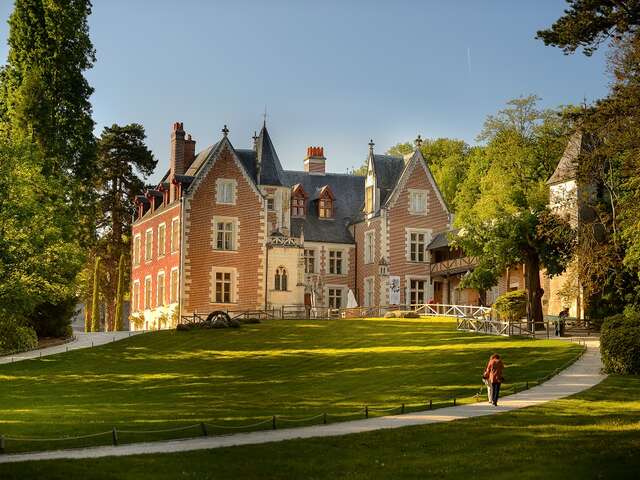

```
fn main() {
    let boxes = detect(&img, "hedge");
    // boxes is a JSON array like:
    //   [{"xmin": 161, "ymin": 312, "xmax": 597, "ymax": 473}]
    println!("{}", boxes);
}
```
[
  {"xmin": 493, "ymin": 290, "xmax": 527, "ymax": 321},
  {"xmin": 600, "ymin": 312, "xmax": 640, "ymax": 375},
  {"xmin": 0, "ymin": 318, "xmax": 38, "ymax": 355}
]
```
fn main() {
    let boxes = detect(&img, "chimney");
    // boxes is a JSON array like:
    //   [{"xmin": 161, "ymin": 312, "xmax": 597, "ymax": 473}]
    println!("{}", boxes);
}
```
[
  {"xmin": 184, "ymin": 133, "xmax": 196, "ymax": 171},
  {"xmin": 170, "ymin": 122, "xmax": 186, "ymax": 177},
  {"xmin": 304, "ymin": 146, "xmax": 326, "ymax": 175}
]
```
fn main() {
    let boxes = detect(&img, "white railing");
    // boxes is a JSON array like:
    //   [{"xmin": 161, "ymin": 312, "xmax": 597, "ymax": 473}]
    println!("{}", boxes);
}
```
[{"xmin": 413, "ymin": 303, "xmax": 492, "ymax": 319}]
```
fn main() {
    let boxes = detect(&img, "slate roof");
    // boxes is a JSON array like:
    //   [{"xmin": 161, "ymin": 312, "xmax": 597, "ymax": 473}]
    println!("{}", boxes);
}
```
[
  {"xmin": 548, "ymin": 131, "xmax": 581, "ymax": 185},
  {"xmin": 373, "ymin": 154, "xmax": 405, "ymax": 205},
  {"xmin": 286, "ymin": 171, "xmax": 365, "ymax": 244},
  {"xmin": 427, "ymin": 229, "xmax": 459, "ymax": 250},
  {"xmin": 255, "ymin": 126, "xmax": 286, "ymax": 186}
]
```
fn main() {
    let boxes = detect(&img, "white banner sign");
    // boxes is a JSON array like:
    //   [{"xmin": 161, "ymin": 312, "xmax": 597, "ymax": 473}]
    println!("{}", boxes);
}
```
[{"xmin": 388, "ymin": 276, "xmax": 401, "ymax": 305}]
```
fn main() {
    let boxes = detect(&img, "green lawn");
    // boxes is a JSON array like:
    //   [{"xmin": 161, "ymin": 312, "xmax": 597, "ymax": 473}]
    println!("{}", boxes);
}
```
[
  {"xmin": 2, "ymin": 375, "xmax": 636, "ymax": 480},
  {"xmin": 0, "ymin": 318, "xmax": 581, "ymax": 453}
]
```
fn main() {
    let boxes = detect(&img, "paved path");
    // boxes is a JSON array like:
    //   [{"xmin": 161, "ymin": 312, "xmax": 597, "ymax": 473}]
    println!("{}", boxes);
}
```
[
  {"xmin": 0, "ymin": 331, "xmax": 142, "ymax": 365},
  {"xmin": 0, "ymin": 338, "xmax": 605, "ymax": 464}
]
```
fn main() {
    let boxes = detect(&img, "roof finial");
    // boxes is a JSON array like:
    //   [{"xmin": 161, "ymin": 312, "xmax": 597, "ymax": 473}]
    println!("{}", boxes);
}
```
[
  {"xmin": 222, "ymin": 125, "xmax": 229, "ymax": 137},
  {"xmin": 368, "ymin": 139, "xmax": 375, "ymax": 154},
  {"xmin": 414, "ymin": 134, "xmax": 423, "ymax": 148},
  {"xmin": 252, "ymin": 130, "xmax": 258, "ymax": 149},
  {"xmin": 263, "ymin": 105, "xmax": 267, "ymax": 128}
]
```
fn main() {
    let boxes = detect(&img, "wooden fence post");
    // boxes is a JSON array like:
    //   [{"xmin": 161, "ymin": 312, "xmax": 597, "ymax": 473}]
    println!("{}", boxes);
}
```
[
  {"xmin": 323, "ymin": 413, "xmax": 327, "ymax": 425},
  {"xmin": 200, "ymin": 422, "xmax": 208, "ymax": 437},
  {"xmin": 112, "ymin": 427, "xmax": 118, "ymax": 446},
  {"xmin": 365, "ymin": 406, "xmax": 369, "ymax": 418},
  {"xmin": 429, "ymin": 399, "xmax": 433, "ymax": 410},
  {"xmin": 272, "ymin": 416, "xmax": 276, "ymax": 430},
  {"xmin": 0, "ymin": 435, "xmax": 5, "ymax": 454}
]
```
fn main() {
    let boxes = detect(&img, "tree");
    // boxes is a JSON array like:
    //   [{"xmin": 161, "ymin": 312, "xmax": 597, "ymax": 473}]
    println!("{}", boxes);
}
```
[
  {"xmin": 536, "ymin": 0, "xmax": 640, "ymax": 56},
  {"xmin": 87, "ymin": 124, "xmax": 155, "ymax": 330},
  {"xmin": 90, "ymin": 256, "xmax": 101, "ymax": 332},
  {"xmin": 388, "ymin": 138, "xmax": 471, "ymax": 209},
  {"xmin": 114, "ymin": 254, "xmax": 125, "ymax": 332},
  {"xmin": 453, "ymin": 96, "xmax": 576, "ymax": 327}
]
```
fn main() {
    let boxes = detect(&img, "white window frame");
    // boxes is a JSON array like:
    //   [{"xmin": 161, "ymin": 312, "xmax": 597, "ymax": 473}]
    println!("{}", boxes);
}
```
[
  {"xmin": 303, "ymin": 248, "xmax": 316, "ymax": 274},
  {"xmin": 212, "ymin": 216, "xmax": 238, "ymax": 251},
  {"xmin": 216, "ymin": 178, "xmax": 237, "ymax": 205},
  {"xmin": 364, "ymin": 276, "xmax": 375, "ymax": 307},
  {"xmin": 364, "ymin": 230, "xmax": 375, "ymax": 264},
  {"xmin": 170, "ymin": 267, "xmax": 179, "ymax": 304},
  {"xmin": 406, "ymin": 228, "xmax": 431, "ymax": 263},
  {"xmin": 156, "ymin": 270, "xmax": 165, "ymax": 307},
  {"xmin": 328, "ymin": 249, "xmax": 345, "ymax": 275},
  {"xmin": 408, "ymin": 277, "xmax": 428, "ymax": 307},
  {"xmin": 408, "ymin": 189, "xmax": 428, "ymax": 215},
  {"xmin": 326, "ymin": 286, "xmax": 345, "ymax": 309},
  {"xmin": 274, "ymin": 266, "xmax": 288, "ymax": 291},
  {"xmin": 144, "ymin": 229, "xmax": 153, "ymax": 262},
  {"xmin": 157, "ymin": 223, "xmax": 166, "ymax": 257},
  {"xmin": 170, "ymin": 217, "xmax": 180, "ymax": 254},
  {"xmin": 132, "ymin": 280, "xmax": 140, "ymax": 312},
  {"xmin": 144, "ymin": 275, "xmax": 152, "ymax": 310},
  {"xmin": 133, "ymin": 234, "xmax": 141, "ymax": 266},
  {"xmin": 210, "ymin": 267, "xmax": 237, "ymax": 304}
]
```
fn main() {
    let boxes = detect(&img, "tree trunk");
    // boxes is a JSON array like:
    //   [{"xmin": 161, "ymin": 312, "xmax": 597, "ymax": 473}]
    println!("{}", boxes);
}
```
[{"xmin": 525, "ymin": 253, "xmax": 544, "ymax": 331}]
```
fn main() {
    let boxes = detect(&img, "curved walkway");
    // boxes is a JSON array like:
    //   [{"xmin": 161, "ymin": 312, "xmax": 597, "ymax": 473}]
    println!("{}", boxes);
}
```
[
  {"xmin": 0, "ymin": 338, "xmax": 605, "ymax": 464},
  {"xmin": 0, "ymin": 331, "xmax": 141, "ymax": 365}
]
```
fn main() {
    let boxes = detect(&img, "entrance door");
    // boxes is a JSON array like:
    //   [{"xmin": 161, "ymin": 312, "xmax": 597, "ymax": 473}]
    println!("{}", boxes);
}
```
[{"xmin": 433, "ymin": 281, "xmax": 443, "ymax": 304}]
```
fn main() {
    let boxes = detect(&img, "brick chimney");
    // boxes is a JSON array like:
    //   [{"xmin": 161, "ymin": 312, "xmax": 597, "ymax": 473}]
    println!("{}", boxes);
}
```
[
  {"xmin": 184, "ymin": 133, "xmax": 196, "ymax": 171},
  {"xmin": 304, "ymin": 146, "xmax": 326, "ymax": 175},
  {"xmin": 170, "ymin": 122, "xmax": 186, "ymax": 177}
]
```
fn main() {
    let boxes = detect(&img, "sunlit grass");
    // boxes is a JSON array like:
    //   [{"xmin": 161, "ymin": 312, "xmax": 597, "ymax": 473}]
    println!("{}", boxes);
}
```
[{"xmin": 0, "ymin": 318, "xmax": 581, "ymax": 453}]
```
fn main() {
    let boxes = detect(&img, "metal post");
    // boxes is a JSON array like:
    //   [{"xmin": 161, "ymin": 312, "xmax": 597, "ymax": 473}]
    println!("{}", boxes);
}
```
[
  {"xmin": 365, "ymin": 406, "xmax": 369, "ymax": 418},
  {"xmin": 453, "ymin": 397, "xmax": 456, "ymax": 406},
  {"xmin": 526, "ymin": 381, "xmax": 529, "ymax": 390},
  {"xmin": 200, "ymin": 422, "xmax": 208, "ymax": 437},
  {"xmin": 401, "ymin": 403, "xmax": 405, "ymax": 414},
  {"xmin": 0, "ymin": 435, "xmax": 5, "ymax": 454},
  {"xmin": 112, "ymin": 427, "xmax": 118, "ymax": 446},
  {"xmin": 323, "ymin": 413, "xmax": 327, "ymax": 425},
  {"xmin": 272, "ymin": 416, "xmax": 276, "ymax": 430},
  {"xmin": 429, "ymin": 399, "xmax": 433, "ymax": 410}
]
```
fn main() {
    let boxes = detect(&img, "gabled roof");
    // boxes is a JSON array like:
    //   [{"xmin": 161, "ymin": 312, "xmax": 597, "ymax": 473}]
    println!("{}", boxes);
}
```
[
  {"xmin": 286, "ymin": 171, "xmax": 365, "ymax": 244},
  {"xmin": 255, "ymin": 125, "xmax": 286, "ymax": 186},
  {"xmin": 427, "ymin": 229, "xmax": 460, "ymax": 249},
  {"xmin": 548, "ymin": 131, "xmax": 582, "ymax": 185}
]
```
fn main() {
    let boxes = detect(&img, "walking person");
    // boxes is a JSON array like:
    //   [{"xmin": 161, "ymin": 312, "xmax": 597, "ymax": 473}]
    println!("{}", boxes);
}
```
[{"xmin": 483, "ymin": 354, "xmax": 505, "ymax": 406}]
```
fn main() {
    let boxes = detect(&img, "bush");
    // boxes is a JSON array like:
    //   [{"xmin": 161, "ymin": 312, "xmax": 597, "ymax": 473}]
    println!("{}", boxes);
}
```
[
  {"xmin": 26, "ymin": 297, "xmax": 77, "ymax": 338},
  {"xmin": 0, "ymin": 318, "xmax": 38, "ymax": 354},
  {"xmin": 129, "ymin": 313, "xmax": 145, "ymax": 331},
  {"xmin": 600, "ymin": 311, "xmax": 640, "ymax": 374},
  {"xmin": 239, "ymin": 317, "xmax": 261, "ymax": 324},
  {"xmin": 384, "ymin": 311, "xmax": 420, "ymax": 318},
  {"xmin": 494, "ymin": 290, "xmax": 527, "ymax": 321}
]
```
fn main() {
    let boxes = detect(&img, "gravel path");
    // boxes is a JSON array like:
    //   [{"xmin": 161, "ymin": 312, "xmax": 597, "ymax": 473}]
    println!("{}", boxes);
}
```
[
  {"xmin": 0, "ymin": 331, "xmax": 142, "ymax": 365},
  {"xmin": 0, "ymin": 338, "xmax": 605, "ymax": 464}
]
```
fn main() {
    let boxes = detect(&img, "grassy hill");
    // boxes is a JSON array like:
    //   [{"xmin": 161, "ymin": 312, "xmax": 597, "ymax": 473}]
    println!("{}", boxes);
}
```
[{"xmin": 0, "ymin": 318, "xmax": 582, "ymax": 452}]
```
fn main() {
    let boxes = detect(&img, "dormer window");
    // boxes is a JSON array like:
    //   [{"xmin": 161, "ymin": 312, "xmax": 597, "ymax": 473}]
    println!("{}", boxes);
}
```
[
  {"xmin": 318, "ymin": 186, "xmax": 334, "ymax": 219},
  {"xmin": 365, "ymin": 186, "xmax": 374, "ymax": 213},
  {"xmin": 291, "ymin": 184, "xmax": 307, "ymax": 217}
]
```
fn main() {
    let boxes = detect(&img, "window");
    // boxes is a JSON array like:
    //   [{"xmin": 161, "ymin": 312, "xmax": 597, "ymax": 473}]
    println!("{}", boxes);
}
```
[
  {"xmin": 158, "ymin": 224, "xmax": 166, "ymax": 257},
  {"xmin": 157, "ymin": 271, "xmax": 165, "ymax": 306},
  {"xmin": 329, "ymin": 250, "xmax": 343, "ymax": 275},
  {"xmin": 274, "ymin": 267, "xmax": 288, "ymax": 291},
  {"xmin": 144, "ymin": 276, "xmax": 152, "ymax": 309},
  {"xmin": 216, "ymin": 179, "xmax": 236, "ymax": 205},
  {"xmin": 171, "ymin": 218, "xmax": 180, "ymax": 253},
  {"xmin": 144, "ymin": 230, "xmax": 153, "ymax": 262},
  {"xmin": 364, "ymin": 231, "xmax": 375, "ymax": 264},
  {"xmin": 214, "ymin": 271, "xmax": 232, "ymax": 303},
  {"xmin": 304, "ymin": 249, "xmax": 316, "ymax": 274},
  {"xmin": 133, "ymin": 235, "xmax": 141, "ymax": 266},
  {"xmin": 319, "ymin": 198, "xmax": 333, "ymax": 218},
  {"xmin": 410, "ymin": 279, "xmax": 427, "ymax": 306},
  {"xmin": 364, "ymin": 277, "xmax": 374, "ymax": 307},
  {"xmin": 365, "ymin": 186, "xmax": 374, "ymax": 213},
  {"xmin": 292, "ymin": 196, "xmax": 305, "ymax": 217},
  {"xmin": 132, "ymin": 281, "xmax": 140, "ymax": 311},
  {"xmin": 170, "ymin": 268, "xmax": 179, "ymax": 304},
  {"xmin": 214, "ymin": 221, "xmax": 235, "ymax": 250},
  {"xmin": 267, "ymin": 197, "xmax": 275, "ymax": 211},
  {"xmin": 410, "ymin": 232, "xmax": 428, "ymax": 262},
  {"xmin": 328, "ymin": 288, "xmax": 343, "ymax": 309},
  {"xmin": 409, "ymin": 190, "xmax": 427, "ymax": 214}
]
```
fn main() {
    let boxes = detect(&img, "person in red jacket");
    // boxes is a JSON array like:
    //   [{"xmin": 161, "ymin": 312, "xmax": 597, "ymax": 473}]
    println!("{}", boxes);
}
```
[{"xmin": 483, "ymin": 354, "xmax": 505, "ymax": 406}]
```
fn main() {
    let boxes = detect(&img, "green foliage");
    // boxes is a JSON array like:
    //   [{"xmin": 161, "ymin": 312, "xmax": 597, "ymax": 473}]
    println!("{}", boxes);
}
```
[
  {"xmin": 114, "ymin": 254, "xmax": 125, "ymax": 332},
  {"xmin": 129, "ymin": 312, "xmax": 145, "ymax": 331},
  {"xmin": 90, "ymin": 257, "xmax": 101, "ymax": 332},
  {"xmin": 170, "ymin": 306, "xmax": 180, "ymax": 328},
  {"xmin": 27, "ymin": 297, "xmax": 76, "ymax": 338},
  {"xmin": 0, "ymin": 316, "xmax": 37, "ymax": 354},
  {"xmin": 536, "ymin": 0, "xmax": 640, "ymax": 56},
  {"xmin": 494, "ymin": 290, "xmax": 527, "ymax": 321},
  {"xmin": 600, "ymin": 311, "xmax": 640, "ymax": 374}
]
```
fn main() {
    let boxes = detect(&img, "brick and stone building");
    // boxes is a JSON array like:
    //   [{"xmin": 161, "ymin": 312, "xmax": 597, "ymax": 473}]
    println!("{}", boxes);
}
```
[{"xmin": 130, "ymin": 122, "xmax": 457, "ymax": 329}]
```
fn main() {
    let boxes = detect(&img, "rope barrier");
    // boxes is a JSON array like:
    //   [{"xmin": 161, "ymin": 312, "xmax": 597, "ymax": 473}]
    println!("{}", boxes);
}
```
[
  {"xmin": 118, "ymin": 424, "xmax": 201, "ymax": 434},
  {"xmin": 205, "ymin": 418, "xmax": 274, "ymax": 430},
  {"xmin": 4, "ymin": 430, "xmax": 112, "ymax": 442},
  {"xmin": 277, "ymin": 414, "xmax": 325, "ymax": 423}
]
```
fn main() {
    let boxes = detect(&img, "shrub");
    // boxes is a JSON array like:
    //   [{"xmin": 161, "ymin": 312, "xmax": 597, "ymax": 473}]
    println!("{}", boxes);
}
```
[
  {"xmin": 27, "ymin": 297, "xmax": 76, "ymax": 338},
  {"xmin": 157, "ymin": 312, "xmax": 169, "ymax": 330},
  {"xmin": 493, "ymin": 290, "xmax": 527, "ymax": 321},
  {"xmin": 0, "ymin": 317, "xmax": 38, "ymax": 354},
  {"xmin": 600, "ymin": 311, "xmax": 640, "ymax": 375},
  {"xmin": 239, "ymin": 317, "xmax": 261, "ymax": 324},
  {"xmin": 176, "ymin": 323, "xmax": 191, "ymax": 332},
  {"xmin": 129, "ymin": 312, "xmax": 145, "ymax": 331},
  {"xmin": 170, "ymin": 306, "xmax": 180, "ymax": 328}
]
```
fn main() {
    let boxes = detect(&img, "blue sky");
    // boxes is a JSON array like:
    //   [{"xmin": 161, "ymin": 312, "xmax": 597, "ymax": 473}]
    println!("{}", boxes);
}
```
[{"xmin": 0, "ymin": 1, "xmax": 609, "ymax": 182}]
